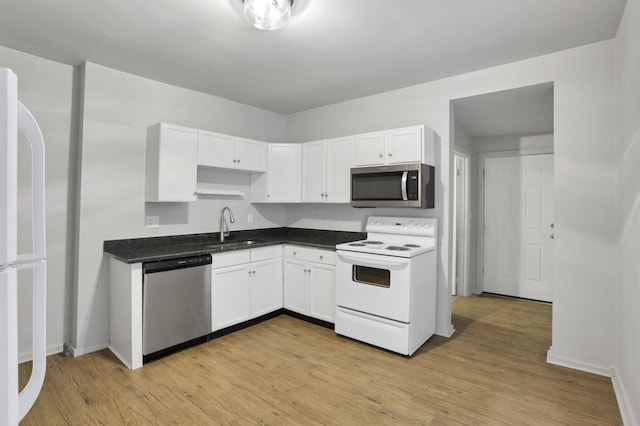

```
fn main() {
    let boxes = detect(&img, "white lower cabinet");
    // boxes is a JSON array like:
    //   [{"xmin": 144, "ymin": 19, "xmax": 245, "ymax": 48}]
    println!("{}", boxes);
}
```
[
  {"xmin": 212, "ymin": 262, "xmax": 252, "ymax": 331},
  {"xmin": 211, "ymin": 246, "xmax": 282, "ymax": 332},
  {"xmin": 251, "ymin": 257, "xmax": 283, "ymax": 317},
  {"xmin": 283, "ymin": 245, "xmax": 336, "ymax": 323},
  {"xmin": 308, "ymin": 262, "xmax": 336, "ymax": 323},
  {"xmin": 283, "ymin": 258, "xmax": 308, "ymax": 314}
]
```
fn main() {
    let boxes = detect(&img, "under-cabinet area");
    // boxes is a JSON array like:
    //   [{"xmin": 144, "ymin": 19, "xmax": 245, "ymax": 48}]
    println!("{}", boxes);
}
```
[{"xmin": 105, "ymin": 229, "xmax": 363, "ymax": 370}]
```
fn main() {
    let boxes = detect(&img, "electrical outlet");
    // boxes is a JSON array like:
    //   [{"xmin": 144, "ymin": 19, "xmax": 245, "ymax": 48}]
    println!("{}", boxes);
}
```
[
  {"xmin": 146, "ymin": 216, "xmax": 159, "ymax": 228},
  {"xmin": 247, "ymin": 214, "xmax": 254, "ymax": 224}
]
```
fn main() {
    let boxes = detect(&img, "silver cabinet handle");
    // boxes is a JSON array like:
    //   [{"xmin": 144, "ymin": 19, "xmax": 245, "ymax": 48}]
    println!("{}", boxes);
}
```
[
  {"xmin": 319, "ymin": 255, "xmax": 323, "ymax": 260},
  {"xmin": 550, "ymin": 233, "xmax": 555, "ymax": 239},
  {"xmin": 378, "ymin": 153, "xmax": 383, "ymax": 158},
  {"xmin": 388, "ymin": 152, "xmax": 392, "ymax": 157},
  {"xmin": 550, "ymin": 223, "xmax": 555, "ymax": 229}
]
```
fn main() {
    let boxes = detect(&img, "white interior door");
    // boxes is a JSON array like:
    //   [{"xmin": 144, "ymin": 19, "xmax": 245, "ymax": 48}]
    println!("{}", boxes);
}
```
[{"xmin": 483, "ymin": 154, "xmax": 554, "ymax": 302}]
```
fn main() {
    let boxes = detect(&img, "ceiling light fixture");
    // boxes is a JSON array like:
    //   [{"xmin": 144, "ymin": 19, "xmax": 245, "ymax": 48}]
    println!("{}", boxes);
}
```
[{"xmin": 243, "ymin": 0, "xmax": 292, "ymax": 31}]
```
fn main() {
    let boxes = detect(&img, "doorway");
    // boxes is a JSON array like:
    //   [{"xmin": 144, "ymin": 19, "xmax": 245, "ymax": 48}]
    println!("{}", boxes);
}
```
[{"xmin": 452, "ymin": 82, "xmax": 554, "ymax": 300}]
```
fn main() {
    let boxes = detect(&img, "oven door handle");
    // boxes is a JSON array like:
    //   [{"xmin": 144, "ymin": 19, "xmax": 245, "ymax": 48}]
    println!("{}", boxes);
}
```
[{"xmin": 337, "ymin": 251, "xmax": 410, "ymax": 268}]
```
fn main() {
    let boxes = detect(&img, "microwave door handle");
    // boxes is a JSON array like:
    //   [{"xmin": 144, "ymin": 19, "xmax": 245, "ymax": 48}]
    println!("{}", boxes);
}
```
[{"xmin": 401, "ymin": 171, "xmax": 408, "ymax": 201}]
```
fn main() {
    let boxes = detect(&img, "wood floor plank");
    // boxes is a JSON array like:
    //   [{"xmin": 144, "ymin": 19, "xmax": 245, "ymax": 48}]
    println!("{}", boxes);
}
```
[{"xmin": 19, "ymin": 295, "xmax": 622, "ymax": 425}]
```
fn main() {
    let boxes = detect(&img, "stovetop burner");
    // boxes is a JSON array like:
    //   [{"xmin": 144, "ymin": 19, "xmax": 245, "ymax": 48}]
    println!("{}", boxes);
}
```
[{"xmin": 335, "ymin": 216, "xmax": 437, "ymax": 258}]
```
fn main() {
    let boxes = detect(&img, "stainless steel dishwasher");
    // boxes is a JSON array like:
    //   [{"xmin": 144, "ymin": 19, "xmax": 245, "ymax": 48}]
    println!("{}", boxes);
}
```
[{"xmin": 142, "ymin": 254, "xmax": 212, "ymax": 361}]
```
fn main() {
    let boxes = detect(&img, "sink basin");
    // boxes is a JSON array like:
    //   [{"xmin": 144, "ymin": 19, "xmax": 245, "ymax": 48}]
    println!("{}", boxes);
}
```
[{"xmin": 205, "ymin": 240, "xmax": 265, "ymax": 250}]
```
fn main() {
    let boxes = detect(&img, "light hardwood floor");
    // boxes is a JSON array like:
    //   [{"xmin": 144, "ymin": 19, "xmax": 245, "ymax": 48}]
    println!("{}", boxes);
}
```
[{"xmin": 19, "ymin": 295, "xmax": 622, "ymax": 425}]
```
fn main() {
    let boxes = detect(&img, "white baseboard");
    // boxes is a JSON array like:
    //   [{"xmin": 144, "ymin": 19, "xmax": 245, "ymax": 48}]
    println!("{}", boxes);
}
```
[
  {"xmin": 72, "ymin": 341, "xmax": 109, "ymax": 357},
  {"xmin": 107, "ymin": 345, "xmax": 135, "ymax": 370},
  {"xmin": 546, "ymin": 348, "xmax": 612, "ymax": 377},
  {"xmin": 436, "ymin": 324, "xmax": 456, "ymax": 338},
  {"xmin": 18, "ymin": 343, "xmax": 65, "ymax": 364},
  {"xmin": 611, "ymin": 366, "xmax": 639, "ymax": 426}
]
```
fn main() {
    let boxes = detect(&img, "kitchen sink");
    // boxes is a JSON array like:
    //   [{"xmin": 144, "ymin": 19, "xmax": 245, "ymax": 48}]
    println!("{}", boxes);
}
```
[{"xmin": 205, "ymin": 240, "xmax": 265, "ymax": 250}]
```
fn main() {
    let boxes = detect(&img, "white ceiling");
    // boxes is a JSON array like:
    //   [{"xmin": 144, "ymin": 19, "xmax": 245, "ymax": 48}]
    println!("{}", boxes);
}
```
[{"xmin": 0, "ymin": 0, "xmax": 626, "ymax": 114}]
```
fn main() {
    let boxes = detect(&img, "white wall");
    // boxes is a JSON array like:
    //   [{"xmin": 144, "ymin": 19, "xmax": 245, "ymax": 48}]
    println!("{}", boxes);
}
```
[
  {"xmin": 72, "ymin": 62, "xmax": 287, "ymax": 354},
  {"xmin": 286, "ymin": 41, "xmax": 617, "ymax": 373},
  {"xmin": 614, "ymin": 0, "xmax": 640, "ymax": 423},
  {"xmin": 0, "ymin": 46, "xmax": 75, "ymax": 360}
]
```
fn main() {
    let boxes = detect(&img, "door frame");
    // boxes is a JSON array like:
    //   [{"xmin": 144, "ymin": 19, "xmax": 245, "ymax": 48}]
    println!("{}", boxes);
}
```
[
  {"xmin": 452, "ymin": 151, "xmax": 470, "ymax": 296},
  {"xmin": 475, "ymin": 147, "xmax": 554, "ymax": 294}
]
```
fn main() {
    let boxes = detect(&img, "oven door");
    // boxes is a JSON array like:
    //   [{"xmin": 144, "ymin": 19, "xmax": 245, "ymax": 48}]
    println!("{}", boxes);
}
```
[{"xmin": 336, "ymin": 250, "xmax": 412, "ymax": 323}]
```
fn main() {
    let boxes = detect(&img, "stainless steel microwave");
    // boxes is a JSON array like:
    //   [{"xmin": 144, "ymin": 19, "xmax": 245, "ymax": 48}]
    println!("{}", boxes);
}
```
[{"xmin": 350, "ymin": 163, "xmax": 435, "ymax": 208}]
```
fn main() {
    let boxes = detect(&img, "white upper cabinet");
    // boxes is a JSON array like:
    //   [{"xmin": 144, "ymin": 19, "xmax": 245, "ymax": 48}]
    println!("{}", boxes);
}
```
[
  {"xmin": 354, "ymin": 125, "xmax": 435, "ymax": 167},
  {"xmin": 198, "ymin": 130, "xmax": 267, "ymax": 173},
  {"xmin": 385, "ymin": 126, "xmax": 424, "ymax": 164},
  {"xmin": 197, "ymin": 130, "xmax": 235, "ymax": 169},
  {"xmin": 145, "ymin": 123, "xmax": 198, "ymax": 202},
  {"xmin": 325, "ymin": 136, "xmax": 354, "ymax": 202},
  {"xmin": 353, "ymin": 132, "xmax": 386, "ymax": 166},
  {"xmin": 250, "ymin": 143, "xmax": 301, "ymax": 203},
  {"xmin": 236, "ymin": 138, "xmax": 267, "ymax": 172},
  {"xmin": 301, "ymin": 137, "xmax": 353, "ymax": 203},
  {"xmin": 301, "ymin": 140, "xmax": 326, "ymax": 203}
]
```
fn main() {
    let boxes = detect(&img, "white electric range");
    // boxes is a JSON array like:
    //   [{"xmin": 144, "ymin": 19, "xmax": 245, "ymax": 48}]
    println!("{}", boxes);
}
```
[{"xmin": 335, "ymin": 216, "xmax": 438, "ymax": 356}]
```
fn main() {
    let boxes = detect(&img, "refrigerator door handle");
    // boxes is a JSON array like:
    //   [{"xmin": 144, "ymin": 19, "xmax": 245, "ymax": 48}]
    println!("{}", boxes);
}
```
[{"xmin": 15, "ymin": 101, "xmax": 46, "ymax": 262}]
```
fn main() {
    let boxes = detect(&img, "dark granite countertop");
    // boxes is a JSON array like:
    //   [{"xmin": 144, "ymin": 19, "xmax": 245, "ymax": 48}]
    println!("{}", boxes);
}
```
[{"xmin": 104, "ymin": 227, "xmax": 366, "ymax": 264}]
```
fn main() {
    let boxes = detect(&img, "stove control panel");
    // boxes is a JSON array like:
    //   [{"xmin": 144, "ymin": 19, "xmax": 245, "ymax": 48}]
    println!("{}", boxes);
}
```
[{"xmin": 365, "ymin": 216, "xmax": 436, "ymax": 236}]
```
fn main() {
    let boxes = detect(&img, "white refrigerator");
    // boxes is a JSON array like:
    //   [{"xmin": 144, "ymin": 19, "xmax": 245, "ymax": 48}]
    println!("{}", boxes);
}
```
[{"xmin": 0, "ymin": 68, "xmax": 47, "ymax": 424}]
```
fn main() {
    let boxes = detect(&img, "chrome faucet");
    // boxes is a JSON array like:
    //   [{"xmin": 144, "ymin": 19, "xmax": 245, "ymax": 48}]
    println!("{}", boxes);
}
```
[{"xmin": 219, "ymin": 206, "xmax": 236, "ymax": 242}]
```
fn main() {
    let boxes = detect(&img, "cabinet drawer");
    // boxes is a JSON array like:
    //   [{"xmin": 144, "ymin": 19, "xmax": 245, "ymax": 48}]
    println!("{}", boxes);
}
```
[
  {"xmin": 309, "ymin": 249, "xmax": 335, "ymax": 265},
  {"xmin": 284, "ymin": 245, "xmax": 309, "ymax": 260},
  {"xmin": 251, "ymin": 245, "xmax": 282, "ymax": 262},
  {"xmin": 211, "ymin": 250, "xmax": 251, "ymax": 269}
]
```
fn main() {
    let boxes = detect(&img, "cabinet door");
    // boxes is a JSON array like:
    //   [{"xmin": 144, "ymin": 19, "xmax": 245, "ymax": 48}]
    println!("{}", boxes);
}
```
[
  {"xmin": 354, "ymin": 131, "xmax": 385, "ymax": 166},
  {"xmin": 301, "ymin": 140, "xmax": 326, "ymax": 202},
  {"xmin": 236, "ymin": 138, "xmax": 267, "ymax": 172},
  {"xmin": 212, "ymin": 264, "xmax": 252, "ymax": 331},
  {"xmin": 251, "ymin": 258, "xmax": 283, "ymax": 317},
  {"xmin": 325, "ymin": 136, "xmax": 353, "ymax": 203},
  {"xmin": 198, "ymin": 130, "xmax": 236, "ymax": 169},
  {"xmin": 385, "ymin": 126, "xmax": 423, "ymax": 164},
  {"xmin": 266, "ymin": 144, "xmax": 301, "ymax": 202},
  {"xmin": 283, "ymin": 259, "xmax": 308, "ymax": 314},
  {"xmin": 308, "ymin": 262, "xmax": 336, "ymax": 323},
  {"xmin": 146, "ymin": 123, "xmax": 198, "ymax": 202}
]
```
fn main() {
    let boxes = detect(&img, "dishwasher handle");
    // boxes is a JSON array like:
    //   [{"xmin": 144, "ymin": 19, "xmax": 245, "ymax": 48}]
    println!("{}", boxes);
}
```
[{"xmin": 143, "ymin": 254, "xmax": 212, "ymax": 274}]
